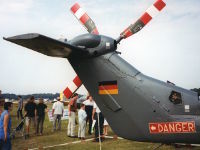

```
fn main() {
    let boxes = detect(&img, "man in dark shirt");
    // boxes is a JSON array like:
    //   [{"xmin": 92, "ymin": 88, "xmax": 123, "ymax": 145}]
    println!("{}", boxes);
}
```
[
  {"xmin": 36, "ymin": 98, "xmax": 47, "ymax": 135},
  {"xmin": 24, "ymin": 96, "xmax": 37, "ymax": 137}
]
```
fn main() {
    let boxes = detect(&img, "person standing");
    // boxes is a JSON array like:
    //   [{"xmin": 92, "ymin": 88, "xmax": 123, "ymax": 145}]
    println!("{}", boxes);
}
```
[
  {"xmin": 52, "ymin": 97, "xmax": 64, "ymax": 131},
  {"xmin": 0, "ymin": 90, "xmax": 3, "ymax": 115},
  {"xmin": 17, "ymin": 96, "xmax": 23, "ymax": 120},
  {"xmin": 92, "ymin": 102, "xmax": 104, "ymax": 142},
  {"xmin": 78, "ymin": 104, "xmax": 87, "ymax": 140},
  {"xmin": 36, "ymin": 98, "xmax": 47, "ymax": 135},
  {"xmin": 24, "ymin": 96, "xmax": 37, "ymax": 137},
  {"xmin": 83, "ymin": 96, "xmax": 94, "ymax": 135},
  {"xmin": 103, "ymin": 119, "xmax": 109, "ymax": 136},
  {"xmin": 67, "ymin": 93, "xmax": 78, "ymax": 138},
  {"xmin": 0, "ymin": 102, "xmax": 13, "ymax": 150},
  {"xmin": 0, "ymin": 90, "xmax": 2, "ymax": 100}
]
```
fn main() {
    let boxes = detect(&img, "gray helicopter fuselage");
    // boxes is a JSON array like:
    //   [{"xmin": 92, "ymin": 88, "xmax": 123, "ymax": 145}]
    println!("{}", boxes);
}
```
[
  {"xmin": 69, "ymin": 51, "xmax": 200, "ymax": 144},
  {"xmin": 4, "ymin": 32, "xmax": 200, "ymax": 144}
]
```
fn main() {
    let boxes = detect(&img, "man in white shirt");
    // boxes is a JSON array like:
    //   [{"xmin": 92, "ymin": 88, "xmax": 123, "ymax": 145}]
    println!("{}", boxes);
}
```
[
  {"xmin": 52, "ymin": 97, "xmax": 64, "ymax": 131},
  {"xmin": 83, "ymin": 96, "xmax": 94, "ymax": 135},
  {"xmin": 78, "ymin": 103, "xmax": 87, "ymax": 140},
  {"xmin": 92, "ymin": 102, "xmax": 104, "ymax": 142}
]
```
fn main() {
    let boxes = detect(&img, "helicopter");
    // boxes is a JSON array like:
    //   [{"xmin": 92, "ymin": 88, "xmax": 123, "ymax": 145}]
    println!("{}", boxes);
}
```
[{"xmin": 4, "ymin": 0, "xmax": 200, "ymax": 144}]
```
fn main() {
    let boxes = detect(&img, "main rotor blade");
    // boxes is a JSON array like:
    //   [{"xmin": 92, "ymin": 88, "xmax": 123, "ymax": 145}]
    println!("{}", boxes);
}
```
[
  {"xmin": 119, "ymin": 0, "xmax": 166, "ymax": 41},
  {"xmin": 71, "ymin": 3, "xmax": 99, "ymax": 35},
  {"xmin": 63, "ymin": 76, "xmax": 82, "ymax": 99}
]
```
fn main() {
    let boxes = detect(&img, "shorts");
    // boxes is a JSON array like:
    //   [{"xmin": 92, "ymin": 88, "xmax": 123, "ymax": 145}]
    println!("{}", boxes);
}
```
[{"xmin": 25, "ymin": 117, "xmax": 35, "ymax": 126}]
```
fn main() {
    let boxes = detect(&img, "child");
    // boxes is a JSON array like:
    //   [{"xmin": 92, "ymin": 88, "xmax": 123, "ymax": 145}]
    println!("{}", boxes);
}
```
[{"xmin": 78, "ymin": 103, "xmax": 87, "ymax": 140}]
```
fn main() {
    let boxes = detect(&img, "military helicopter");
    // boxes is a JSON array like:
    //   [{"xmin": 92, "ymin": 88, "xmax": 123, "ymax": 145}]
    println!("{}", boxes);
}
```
[{"xmin": 4, "ymin": 0, "xmax": 200, "ymax": 144}]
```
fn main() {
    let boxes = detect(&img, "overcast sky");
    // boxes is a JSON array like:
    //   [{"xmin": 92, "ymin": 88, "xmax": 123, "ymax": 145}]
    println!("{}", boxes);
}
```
[{"xmin": 0, "ymin": 0, "xmax": 200, "ymax": 95}]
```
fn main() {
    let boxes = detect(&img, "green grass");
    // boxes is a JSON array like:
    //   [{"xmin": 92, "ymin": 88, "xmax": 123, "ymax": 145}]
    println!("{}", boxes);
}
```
[{"xmin": 8, "ymin": 103, "xmax": 198, "ymax": 150}]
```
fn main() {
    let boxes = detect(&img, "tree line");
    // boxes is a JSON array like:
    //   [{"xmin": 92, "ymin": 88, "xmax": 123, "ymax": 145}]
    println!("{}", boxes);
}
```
[
  {"xmin": 191, "ymin": 88, "xmax": 200, "ymax": 96},
  {"xmin": 1, "ymin": 93, "xmax": 60, "ymax": 100},
  {"xmin": 1, "ymin": 88, "xmax": 200, "ymax": 101}
]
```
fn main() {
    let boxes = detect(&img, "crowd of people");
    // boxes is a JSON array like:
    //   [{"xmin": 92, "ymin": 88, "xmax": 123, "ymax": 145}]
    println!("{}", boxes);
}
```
[
  {"xmin": 56, "ymin": 93, "xmax": 108, "ymax": 142},
  {"xmin": 0, "ymin": 92, "xmax": 109, "ymax": 149}
]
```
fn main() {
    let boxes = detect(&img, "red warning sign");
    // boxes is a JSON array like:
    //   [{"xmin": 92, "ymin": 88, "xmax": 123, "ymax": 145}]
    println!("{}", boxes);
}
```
[{"xmin": 149, "ymin": 121, "xmax": 196, "ymax": 134}]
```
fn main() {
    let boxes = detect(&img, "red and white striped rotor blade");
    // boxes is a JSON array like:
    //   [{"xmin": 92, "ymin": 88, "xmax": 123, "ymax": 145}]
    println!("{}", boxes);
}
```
[
  {"xmin": 120, "ymin": 0, "xmax": 166, "ymax": 39},
  {"xmin": 63, "ymin": 76, "xmax": 82, "ymax": 99},
  {"xmin": 71, "ymin": 3, "xmax": 99, "ymax": 35}
]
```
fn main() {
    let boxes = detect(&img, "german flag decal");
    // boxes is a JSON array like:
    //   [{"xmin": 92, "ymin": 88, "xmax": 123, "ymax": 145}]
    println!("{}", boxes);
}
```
[{"xmin": 98, "ymin": 81, "xmax": 118, "ymax": 95}]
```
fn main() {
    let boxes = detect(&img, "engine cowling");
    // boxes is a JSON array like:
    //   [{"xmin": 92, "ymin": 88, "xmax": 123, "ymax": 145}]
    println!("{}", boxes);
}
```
[{"xmin": 70, "ymin": 34, "xmax": 117, "ymax": 57}]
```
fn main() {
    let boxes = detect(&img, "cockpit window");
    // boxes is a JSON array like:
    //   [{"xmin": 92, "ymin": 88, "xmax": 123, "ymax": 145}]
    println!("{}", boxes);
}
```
[{"xmin": 169, "ymin": 91, "xmax": 182, "ymax": 104}]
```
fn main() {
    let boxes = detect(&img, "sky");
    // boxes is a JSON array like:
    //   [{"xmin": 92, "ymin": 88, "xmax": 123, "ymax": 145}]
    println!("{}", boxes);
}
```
[{"xmin": 0, "ymin": 0, "xmax": 200, "ymax": 95}]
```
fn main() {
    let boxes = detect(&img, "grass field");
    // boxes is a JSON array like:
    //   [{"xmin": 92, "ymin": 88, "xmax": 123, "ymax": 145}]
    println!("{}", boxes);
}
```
[{"xmin": 8, "ymin": 102, "xmax": 198, "ymax": 150}]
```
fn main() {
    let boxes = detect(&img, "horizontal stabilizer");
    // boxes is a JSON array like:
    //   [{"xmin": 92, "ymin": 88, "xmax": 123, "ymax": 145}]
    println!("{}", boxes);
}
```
[{"xmin": 3, "ymin": 33, "xmax": 88, "ymax": 58}]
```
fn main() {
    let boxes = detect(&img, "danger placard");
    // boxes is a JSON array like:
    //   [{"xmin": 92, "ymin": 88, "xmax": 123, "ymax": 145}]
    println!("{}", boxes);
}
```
[{"xmin": 149, "ymin": 121, "xmax": 196, "ymax": 134}]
